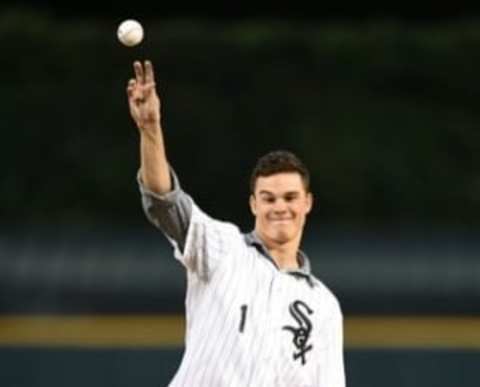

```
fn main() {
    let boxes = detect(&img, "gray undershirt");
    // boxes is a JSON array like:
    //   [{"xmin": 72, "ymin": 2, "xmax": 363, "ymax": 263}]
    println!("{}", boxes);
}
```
[{"xmin": 138, "ymin": 168, "xmax": 192, "ymax": 252}]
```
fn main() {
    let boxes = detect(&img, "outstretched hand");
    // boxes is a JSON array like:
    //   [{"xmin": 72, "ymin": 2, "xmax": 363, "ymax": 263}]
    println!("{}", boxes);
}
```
[{"xmin": 127, "ymin": 60, "xmax": 161, "ymax": 133}]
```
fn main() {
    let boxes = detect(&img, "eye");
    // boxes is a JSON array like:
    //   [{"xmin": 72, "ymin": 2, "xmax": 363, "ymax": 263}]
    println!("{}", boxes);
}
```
[
  {"xmin": 259, "ymin": 195, "xmax": 275, "ymax": 204},
  {"xmin": 284, "ymin": 194, "xmax": 298, "ymax": 202}
]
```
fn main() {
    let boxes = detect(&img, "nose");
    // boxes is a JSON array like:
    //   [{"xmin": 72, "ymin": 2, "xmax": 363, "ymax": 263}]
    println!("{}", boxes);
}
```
[{"xmin": 273, "ymin": 199, "xmax": 288, "ymax": 213}]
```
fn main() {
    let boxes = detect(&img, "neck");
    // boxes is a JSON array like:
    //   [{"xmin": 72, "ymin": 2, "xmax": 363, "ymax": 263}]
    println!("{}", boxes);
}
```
[{"xmin": 256, "ymin": 230, "xmax": 302, "ymax": 270}]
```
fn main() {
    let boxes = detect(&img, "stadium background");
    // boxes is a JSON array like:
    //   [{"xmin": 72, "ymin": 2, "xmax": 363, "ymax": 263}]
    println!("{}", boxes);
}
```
[{"xmin": 1, "ymin": 3, "xmax": 480, "ymax": 386}]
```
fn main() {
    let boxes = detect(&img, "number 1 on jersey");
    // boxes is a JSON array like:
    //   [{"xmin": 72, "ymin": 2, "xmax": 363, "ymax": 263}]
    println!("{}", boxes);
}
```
[{"xmin": 239, "ymin": 304, "xmax": 248, "ymax": 333}]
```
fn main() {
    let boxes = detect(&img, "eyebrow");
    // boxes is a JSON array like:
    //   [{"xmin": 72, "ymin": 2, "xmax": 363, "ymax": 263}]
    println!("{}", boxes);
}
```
[{"xmin": 258, "ymin": 190, "xmax": 300, "ymax": 196}]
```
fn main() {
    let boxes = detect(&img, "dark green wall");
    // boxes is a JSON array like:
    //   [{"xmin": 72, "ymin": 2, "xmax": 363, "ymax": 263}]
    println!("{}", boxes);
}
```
[{"xmin": 2, "ymin": 8, "xmax": 480, "ymax": 229}]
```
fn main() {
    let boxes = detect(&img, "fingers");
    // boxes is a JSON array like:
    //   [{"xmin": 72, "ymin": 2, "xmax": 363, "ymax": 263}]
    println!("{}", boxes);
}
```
[
  {"xmin": 126, "ymin": 78, "xmax": 145, "ymax": 107},
  {"xmin": 133, "ymin": 61, "xmax": 144, "ymax": 84},
  {"xmin": 126, "ymin": 79, "xmax": 136, "ymax": 98},
  {"xmin": 130, "ymin": 60, "xmax": 157, "ymax": 103},
  {"xmin": 144, "ymin": 60, "xmax": 155, "ymax": 84},
  {"xmin": 133, "ymin": 59, "xmax": 156, "ymax": 83}
]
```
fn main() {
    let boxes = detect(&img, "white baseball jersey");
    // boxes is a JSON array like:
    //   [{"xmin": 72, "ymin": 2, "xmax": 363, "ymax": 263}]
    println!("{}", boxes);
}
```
[{"xmin": 140, "ymin": 171, "xmax": 346, "ymax": 387}]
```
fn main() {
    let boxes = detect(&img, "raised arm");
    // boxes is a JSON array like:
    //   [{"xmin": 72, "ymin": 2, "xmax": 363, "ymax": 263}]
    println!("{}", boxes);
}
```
[
  {"xmin": 127, "ymin": 60, "xmax": 193, "ymax": 251},
  {"xmin": 127, "ymin": 60, "xmax": 171, "ymax": 195}
]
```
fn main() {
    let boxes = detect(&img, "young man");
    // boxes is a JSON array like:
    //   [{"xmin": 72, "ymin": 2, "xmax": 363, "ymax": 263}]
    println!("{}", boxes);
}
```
[{"xmin": 127, "ymin": 60, "xmax": 346, "ymax": 387}]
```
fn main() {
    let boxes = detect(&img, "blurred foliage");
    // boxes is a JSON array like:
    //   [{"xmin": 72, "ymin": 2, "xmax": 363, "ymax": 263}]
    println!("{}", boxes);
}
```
[{"xmin": 1, "ymin": 8, "xmax": 480, "ymax": 229}]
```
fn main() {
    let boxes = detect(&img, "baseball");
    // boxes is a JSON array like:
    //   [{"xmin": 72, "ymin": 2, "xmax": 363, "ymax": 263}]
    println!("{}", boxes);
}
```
[{"xmin": 117, "ymin": 19, "xmax": 144, "ymax": 47}]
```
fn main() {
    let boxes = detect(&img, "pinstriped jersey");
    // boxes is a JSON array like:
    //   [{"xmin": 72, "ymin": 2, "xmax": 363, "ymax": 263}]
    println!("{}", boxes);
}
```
[{"xmin": 140, "ymin": 176, "xmax": 346, "ymax": 387}]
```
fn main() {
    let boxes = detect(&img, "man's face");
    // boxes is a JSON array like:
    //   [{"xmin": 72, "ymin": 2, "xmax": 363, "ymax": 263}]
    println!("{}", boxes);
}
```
[{"xmin": 250, "ymin": 172, "xmax": 313, "ymax": 246}]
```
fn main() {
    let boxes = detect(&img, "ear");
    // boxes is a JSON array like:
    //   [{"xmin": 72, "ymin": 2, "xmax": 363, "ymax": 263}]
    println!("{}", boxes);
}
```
[
  {"xmin": 249, "ymin": 194, "xmax": 257, "ymax": 216},
  {"xmin": 306, "ymin": 192, "xmax": 313, "ymax": 214}
]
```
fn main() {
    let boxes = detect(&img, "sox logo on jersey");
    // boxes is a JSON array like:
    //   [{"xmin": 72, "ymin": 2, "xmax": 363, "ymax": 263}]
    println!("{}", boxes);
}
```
[{"xmin": 282, "ymin": 300, "xmax": 314, "ymax": 365}]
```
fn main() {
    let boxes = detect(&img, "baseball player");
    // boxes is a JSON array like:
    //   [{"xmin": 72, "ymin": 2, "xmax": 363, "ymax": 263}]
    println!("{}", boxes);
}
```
[{"xmin": 127, "ymin": 60, "xmax": 346, "ymax": 387}]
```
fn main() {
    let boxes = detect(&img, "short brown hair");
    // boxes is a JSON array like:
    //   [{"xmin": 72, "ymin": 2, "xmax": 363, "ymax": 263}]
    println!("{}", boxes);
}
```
[{"xmin": 250, "ymin": 150, "xmax": 310, "ymax": 193}]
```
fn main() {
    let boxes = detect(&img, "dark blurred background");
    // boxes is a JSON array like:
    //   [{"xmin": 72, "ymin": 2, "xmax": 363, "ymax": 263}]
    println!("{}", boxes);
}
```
[{"xmin": 1, "ymin": 2, "xmax": 480, "ymax": 387}]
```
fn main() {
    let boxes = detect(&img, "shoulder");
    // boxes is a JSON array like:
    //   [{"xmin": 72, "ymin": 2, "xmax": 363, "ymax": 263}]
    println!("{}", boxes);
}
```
[
  {"xmin": 191, "ymin": 202, "xmax": 240, "ymax": 231},
  {"xmin": 190, "ymin": 202, "xmax": 246, "ymax": 246},
  {"xmin": 310, "ymin": 275, "xmax": 343, "ymax": 318}
]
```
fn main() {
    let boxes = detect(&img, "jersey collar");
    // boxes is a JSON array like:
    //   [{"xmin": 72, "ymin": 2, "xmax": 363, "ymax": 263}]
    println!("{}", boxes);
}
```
[{"xmin": 244, "ymin": 231, "xmax": 314, "ymax": 285}]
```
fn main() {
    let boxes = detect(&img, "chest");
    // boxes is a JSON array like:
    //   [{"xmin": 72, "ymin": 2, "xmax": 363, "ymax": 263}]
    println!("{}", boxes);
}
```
[{"xmin": 211, "ymin": 251, "xmax": 330, "ymax": 369}]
